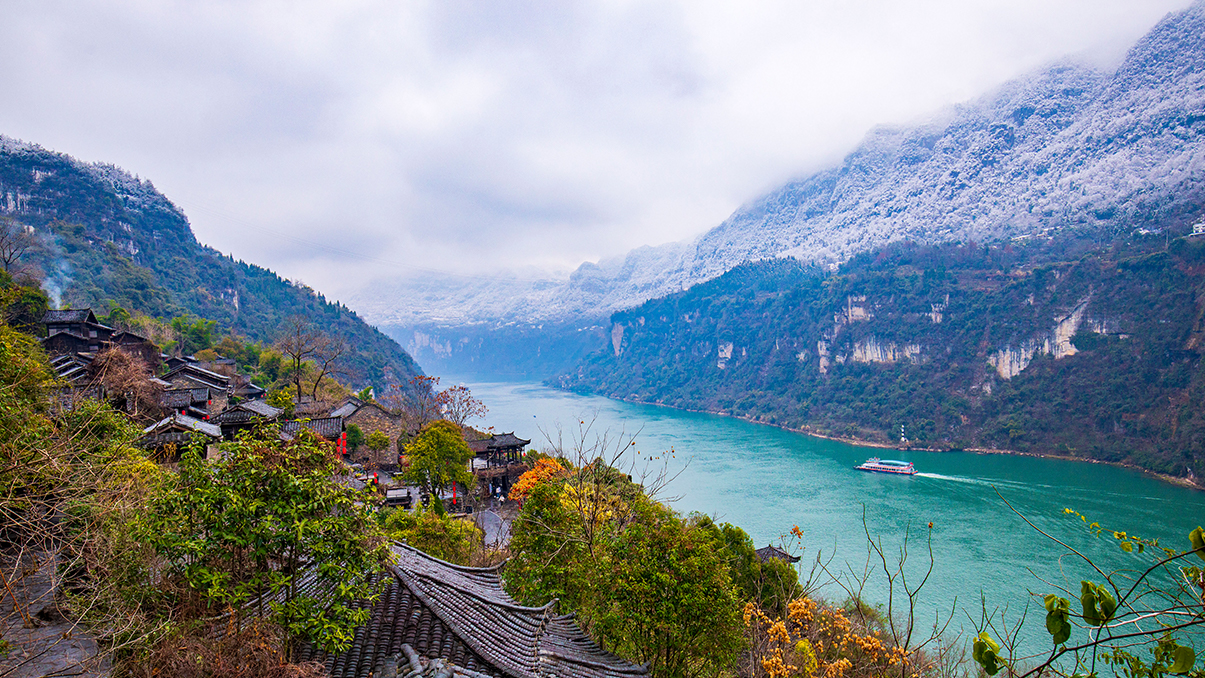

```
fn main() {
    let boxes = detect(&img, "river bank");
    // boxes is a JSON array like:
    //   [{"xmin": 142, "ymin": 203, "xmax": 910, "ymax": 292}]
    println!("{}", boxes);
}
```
[{"xmin": 594, "ymin": 391, "xmax": 1205, "ymax": 493}]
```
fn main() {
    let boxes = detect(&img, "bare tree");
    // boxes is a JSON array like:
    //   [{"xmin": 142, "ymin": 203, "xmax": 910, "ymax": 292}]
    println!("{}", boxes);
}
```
[
  {"xmin": 0, "ymin": 217, "xmax": 35, "ymax": 272},
  {"xmin": 379, "ymin": 375, "xmax": 443, "ymax": 434},
  {"xmin": 276, "ymin": 315, "xmax": 322, "ymax": 402},
  {"xmin": 88, "ymin": 347, "xmax": 164, "ymax": 423},
  {"xmin": 309, "ymin": 335, "xmax": 348, "ymax": 399}
]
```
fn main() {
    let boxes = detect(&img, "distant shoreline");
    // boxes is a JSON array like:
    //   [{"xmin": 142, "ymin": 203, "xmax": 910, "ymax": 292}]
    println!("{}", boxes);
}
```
[{"xmin": 602, "ymin": 393, "xmax": 1203, "ymax": 493}]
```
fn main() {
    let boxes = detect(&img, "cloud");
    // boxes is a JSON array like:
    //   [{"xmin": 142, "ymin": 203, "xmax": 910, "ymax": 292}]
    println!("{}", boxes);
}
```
[{"xmin": 0, "ymin": 0, "xmax": 1191, "ymax": 300}]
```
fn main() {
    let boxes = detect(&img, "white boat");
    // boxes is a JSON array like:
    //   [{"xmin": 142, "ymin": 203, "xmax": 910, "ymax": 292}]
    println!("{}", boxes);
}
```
[{"xmin": 855, "ymin": 457, "xmax": 917, "ymax": 475}]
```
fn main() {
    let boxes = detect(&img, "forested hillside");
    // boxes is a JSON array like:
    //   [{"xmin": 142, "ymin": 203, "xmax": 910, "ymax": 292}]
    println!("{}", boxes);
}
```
[
  {"xmin": 555, "ymin": 229, "xmax": 1205, "ymax": 484},
  {"xmin": 0, "ymin": 136, "xmax": 421, "ymax": 388}
]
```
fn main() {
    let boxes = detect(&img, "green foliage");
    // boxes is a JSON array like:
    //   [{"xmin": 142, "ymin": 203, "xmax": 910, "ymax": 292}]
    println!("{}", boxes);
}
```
[
  {"xmin": 345, "ymin": 423, "xmax": 364, "ymax": 453},
  {"xmin": 402, "ymin": 421, "xmax": 475, "ymax": 499},
  {"xmin": 169, "ymin": 316, "xmax": 217, "ymax": 356},
  {"xmin": 594, "ymin": 502, "xmax": 745, "ymax": 677},
  {"xmin": 365, "ymin": 430, "xmax": 390, "ymax": 453},
  {"xmin": 973, "ymin": 631, "xmax": 1004, "ymax": 676},
  {"xmin": 693, "ymin": 515, "xmax": 801, "ymax": 617},
  {"xmin": 380, "ymin": 507, "xmax": 482, "ymax": 565},
  {"xmin": 1044, "ymin": 594, "xmax": 1072, "ymax": 646},
  {"xmin": 266, "ymin": 389, "xmax": 295, "ymax": 418},
  {"xmin": 506, "ymin": 473, "xmax": 745, "ymax": 677},
  {"xmin": 0, "ymin": 271, "xmax": 50, "ymax": 336},
  {"xmin": 142, "ymin": 426, "xmax": 388, "ymax": 654}
]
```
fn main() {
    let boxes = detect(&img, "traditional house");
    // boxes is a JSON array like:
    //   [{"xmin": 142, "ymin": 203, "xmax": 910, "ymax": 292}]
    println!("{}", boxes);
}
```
[
  {"xmin": 329, "ymin": 398, "xmax": 410, "ymax": 467},
  {"xmin": 754, "ymin": 545, "xmax": 801, "ymax": 564},
  {"xmin": 42, "ymin": 309, "xmax": 114, "ymax": 343},
  {"xmin": 161, "ymin": 387, "xmax": 214, "ymax": 420},
  {"xmin": 468, "ymin": 433, "xmax": 530, "ymax": 498},
  {"xmin": 293, "ymin": 543, "xmax": 648, "ymax": 678},
  {"xmin": 139, "ymin": 413, "xmax": 222, "ymax": 463},
  {"xmin": 211, "ymin": 399, "xmax": 283, "ymax": 439},
  {"xmin": 162, "ymin": 363, "xmax": 232, "ymax": 412}
]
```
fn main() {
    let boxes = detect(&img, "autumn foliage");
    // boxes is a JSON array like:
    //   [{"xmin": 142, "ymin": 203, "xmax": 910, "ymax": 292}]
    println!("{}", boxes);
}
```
[
  {"xmin": 508, "ymin": 457, "xmax": 566, "ymax": 502},
  {"xmin": 744, "ymin": 598, "xmax": 907, "ymax": 678}
]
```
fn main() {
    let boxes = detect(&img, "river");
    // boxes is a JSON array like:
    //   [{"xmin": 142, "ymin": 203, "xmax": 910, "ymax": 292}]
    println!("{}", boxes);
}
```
[{"xmin": 453, "ymin": 376, "xmax": 1205, "ymax": 657}]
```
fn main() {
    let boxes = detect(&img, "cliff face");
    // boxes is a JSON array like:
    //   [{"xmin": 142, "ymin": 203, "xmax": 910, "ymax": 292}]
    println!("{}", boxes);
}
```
[
  {"xmin": 554, "ymin": 234, "xmax": 1205, "ymax": 485},
  {"xmin": 0, "ymin": 136, "xmax": 422, "ymax": 388}
]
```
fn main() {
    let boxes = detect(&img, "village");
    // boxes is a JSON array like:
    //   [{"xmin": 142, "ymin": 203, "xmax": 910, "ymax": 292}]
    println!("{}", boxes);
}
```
[{"xmin": 30, "ymin": 307, "xmax": 659, "ymax": 678}]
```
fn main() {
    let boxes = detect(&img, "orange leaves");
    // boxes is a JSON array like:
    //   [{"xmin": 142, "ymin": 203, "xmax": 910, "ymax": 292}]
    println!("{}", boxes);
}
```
[{"xmin": 508, "ymin": 458, "xmax": 567, "ymax": 502}]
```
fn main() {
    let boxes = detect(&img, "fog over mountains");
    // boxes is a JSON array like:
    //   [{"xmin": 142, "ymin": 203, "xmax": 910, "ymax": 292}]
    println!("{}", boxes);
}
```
[{"xmin": 357, "ymin": 0, "xmax": 1205, "ymax": 332}]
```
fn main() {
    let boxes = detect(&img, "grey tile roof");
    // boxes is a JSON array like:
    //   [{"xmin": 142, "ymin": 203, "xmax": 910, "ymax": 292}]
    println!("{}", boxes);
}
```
[
  {"xmin": 42, "ymin": 308, "xmax": 96, "ymax": 324},
  {"xmin": 296, "ymin": 544, "xmax": 647, "ymax": 678},
  {"xmin": 755, "ymin": 545, "xmax": 800, "ymax": 564},
  {"xmin": 142, "ymin": 413, "xmax": 221, "ymax": 439},
  {"xmin": 330, "ymin": 399, "xmax": 363, "ymax": 418},
  {"xmin": 468, "ymin": 433, "xmax": 531, "ymax": 455},
  {"xmin": 281, "ymin": 417, "xmax": 345, "ymax": 440},
  {"xmin": 163, "ymin": 363, "xmax": 231, "ymax": 390},
  {"xmin": 161, "ymin": 388, "xmax": 211, "ymax": 408}
]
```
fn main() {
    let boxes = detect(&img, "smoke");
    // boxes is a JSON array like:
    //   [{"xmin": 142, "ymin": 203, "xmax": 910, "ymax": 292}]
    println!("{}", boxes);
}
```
[{"xmin": 37, "ymin": 229, "xmax": 72, "ymax": 309}]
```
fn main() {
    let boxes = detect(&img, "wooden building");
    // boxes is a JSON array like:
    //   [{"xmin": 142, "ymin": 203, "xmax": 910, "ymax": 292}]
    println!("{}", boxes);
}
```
[{"xmin": 468, "ymin": 433, "xmax": 530, "ymax": 498}]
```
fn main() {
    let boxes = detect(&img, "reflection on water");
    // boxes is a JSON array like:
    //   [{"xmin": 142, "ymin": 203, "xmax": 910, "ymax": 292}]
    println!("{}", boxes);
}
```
[{"xmin": 454, "ymin": 376, "xmax": 1205, "ymax": 654}]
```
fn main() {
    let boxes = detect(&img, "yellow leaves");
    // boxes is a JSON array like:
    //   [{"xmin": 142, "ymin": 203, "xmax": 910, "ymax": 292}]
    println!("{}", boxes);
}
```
[{"xmin": 749, "ymin": 596, "xmax": 905, "ymax": 678}]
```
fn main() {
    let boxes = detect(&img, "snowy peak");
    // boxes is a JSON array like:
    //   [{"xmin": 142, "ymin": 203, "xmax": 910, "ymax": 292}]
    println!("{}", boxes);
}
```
[{"xmin": 360, "ymin": 2, "xmax": 1205, "ymax": 330}]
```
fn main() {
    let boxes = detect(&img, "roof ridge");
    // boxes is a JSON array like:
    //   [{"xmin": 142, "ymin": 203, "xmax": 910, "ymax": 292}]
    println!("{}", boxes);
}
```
[{"xmin": 391, "ymin": 545, "xmax": 555, "ymax": 612}]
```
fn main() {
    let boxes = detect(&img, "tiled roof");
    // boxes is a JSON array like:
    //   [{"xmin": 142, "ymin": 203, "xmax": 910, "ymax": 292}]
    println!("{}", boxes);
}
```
[
  {"xmin": 212, "ymin": 400, "xmax": 282, "ymax": 425},
  {"xmin": 163, "ymin": 363, "xmax": 230, "ymax": 390},
  {"xmin": 281, "ymin": 417, "xmax": 344, "ymax": 440},
  {"xmin": 48, "ymin": 353, "xmax": 93, "ymax": 383},
  {"xmin": 468, "ymin": 432, "xmax": 531, "ymax": 454},
  {"xmin": 141, "ymin": 413, "xmax": 221, "ymax": 439},
  {"xmin": 161, "ymin": 388, "xmax": 211, "ymax": 408},
  {"xmin": 330, "ymin": 399, "xmax": 363, "ymax": 419},
  {"xmin": 755, "ymin": 545, "xmax": 801, "ymax": 564},
  {"xmin": 296, "ymin": 544, "xmax": 647, "ymax": 678},
  {"xmin": 42, "ymin": 308, "xmax": 97, "ymax": 324}
]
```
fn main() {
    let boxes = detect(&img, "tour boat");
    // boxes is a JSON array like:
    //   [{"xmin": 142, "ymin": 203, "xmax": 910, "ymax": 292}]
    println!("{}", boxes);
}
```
[{"xmin": 855, "ymin": 457, "xmax": 917, "ymax": 475}]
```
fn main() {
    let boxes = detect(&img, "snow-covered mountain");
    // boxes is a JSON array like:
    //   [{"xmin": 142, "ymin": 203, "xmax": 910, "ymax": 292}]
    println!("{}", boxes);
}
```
[{"xmin": 358, "ymin": 0, "xmax": 1205, "ymax": 332}]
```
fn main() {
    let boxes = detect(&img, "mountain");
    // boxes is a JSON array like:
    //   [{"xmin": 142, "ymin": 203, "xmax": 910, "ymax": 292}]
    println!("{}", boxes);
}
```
[
  {"xmin": 360, "ymin": 0, "xmax": 1205, "ymax": 361},
  {"xmin": 0, "ymin": 136, "xmax": 422, "ymax": 388},
  {"xmin": 554, "ymin": 231, "xmax": 1205, "ymax": 486}
]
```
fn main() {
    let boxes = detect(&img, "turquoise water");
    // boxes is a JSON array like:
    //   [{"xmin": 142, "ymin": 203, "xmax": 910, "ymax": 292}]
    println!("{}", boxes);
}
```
[{"xmin": 457, "ymin": 377, "xmax": 1205, "ymax": 655}]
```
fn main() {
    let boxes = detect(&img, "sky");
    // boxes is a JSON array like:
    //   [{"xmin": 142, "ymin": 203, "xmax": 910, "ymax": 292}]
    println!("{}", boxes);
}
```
[{"xmin": 0, "ymin": 0, "xmax": 1193, "ymax": 300}]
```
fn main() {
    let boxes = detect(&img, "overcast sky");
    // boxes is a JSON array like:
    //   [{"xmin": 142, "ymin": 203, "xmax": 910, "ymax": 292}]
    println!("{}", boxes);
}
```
[{"xmin": 0, "ymin": 0, "xmax": 1193, "ymax": 299}]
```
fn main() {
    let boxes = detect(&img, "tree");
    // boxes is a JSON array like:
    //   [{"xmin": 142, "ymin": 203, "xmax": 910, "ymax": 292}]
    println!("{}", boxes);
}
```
[
  {"xmin": 143, "ymin": 426, "xmax": 388, "ymax": 655},
  {"xmin": 381, "ymin": 507, "xmax": 483, "ymax": 565},
  {"xmin": 0, "ymin": 216, "xmax": 35, "ymax": 272},
  {"xmin": 506, "ymin": 474, "xmax": 745, "ymax": 677},
  {"xmin": 309, "ymin": 335, "xmax": 348, "ymax": 399},
  {"xmin": 441, "ymin": 384, "xmax": 487, "ymax": 426},
  {"xmin": 88, "ymin": 347, "xmax": 164, "ymax": 422},
  {"xmin": 402, "ymin": 420, "xmax": 475, "ymax": 504},
  {"xmin": 276, "ymin": 315, "xmax": 322, "ymax": 402},
  {"xmin": 365, "ymin": 430, "xmax": 389, "ymax": 455},
  {"xmin": 345, "ymin": 423, "xmax": 364, "ymax": 454},
  {"xmin": 380, "ymin": 375, "xmax": 442, "ymax": 434}
]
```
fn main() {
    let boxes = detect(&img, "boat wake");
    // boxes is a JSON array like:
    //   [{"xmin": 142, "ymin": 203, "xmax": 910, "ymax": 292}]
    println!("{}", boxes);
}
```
[{"xmin": 914, "ymin": 473, "xmax": 1035, "ymax": 490}]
